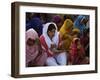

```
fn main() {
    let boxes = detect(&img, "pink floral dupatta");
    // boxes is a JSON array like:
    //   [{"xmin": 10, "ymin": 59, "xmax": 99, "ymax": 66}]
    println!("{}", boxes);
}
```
[{"xmin": 26, "ymin": 28, "xmax": 47, "ymax": 67}]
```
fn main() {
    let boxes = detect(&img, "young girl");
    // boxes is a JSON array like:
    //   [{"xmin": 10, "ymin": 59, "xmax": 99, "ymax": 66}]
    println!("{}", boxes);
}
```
[
  {"xmin": 40, "ymin": 22, "xmax": 67, "ymax": 66},
  {"xmin": 69, "ymin": 38, "xmax": 87, "ymax": 65}
]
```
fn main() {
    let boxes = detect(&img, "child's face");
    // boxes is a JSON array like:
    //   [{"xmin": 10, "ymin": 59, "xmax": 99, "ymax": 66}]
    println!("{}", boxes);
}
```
[
  {"xmin": 75, "ymin": 39, "xmax": 80, "ymax": 45},
  {"xmin": 77, "ymin": 40, "xmax": 81, "ymax": 45},
  {"xmin": 48, "ymin": 29, "xmax": 55, "ymax": 39}
]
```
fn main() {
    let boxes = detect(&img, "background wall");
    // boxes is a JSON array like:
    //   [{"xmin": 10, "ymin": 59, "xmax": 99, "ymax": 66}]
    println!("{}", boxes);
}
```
[{"xmin": 0, "ymin": 0, "xmax": 99, "ymax": 80}]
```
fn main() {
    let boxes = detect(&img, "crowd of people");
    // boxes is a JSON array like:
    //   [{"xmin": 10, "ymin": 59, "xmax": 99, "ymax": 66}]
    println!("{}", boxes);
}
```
[{"xmin": 26, "ymin": 13, "xmax": 89, "ymax": 67}]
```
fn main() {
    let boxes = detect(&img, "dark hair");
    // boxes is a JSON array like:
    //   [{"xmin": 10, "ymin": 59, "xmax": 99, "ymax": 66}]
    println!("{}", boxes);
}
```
[{"xmin": 47, "ymin": 24, "xmax": 56, "ymax": 32}]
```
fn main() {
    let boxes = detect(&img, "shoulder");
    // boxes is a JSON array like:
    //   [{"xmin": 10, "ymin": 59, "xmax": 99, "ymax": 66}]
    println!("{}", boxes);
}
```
[
  {"xmin": 40, "ymin": 35, "xmax": 44, "ymax": 40},
  {"xmin": 39, "ymin": 35, "xmax": 46, "ymax": 44}
]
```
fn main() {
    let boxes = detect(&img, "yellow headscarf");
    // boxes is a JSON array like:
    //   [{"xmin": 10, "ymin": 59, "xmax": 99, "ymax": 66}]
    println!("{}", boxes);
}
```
[{"xmin": 59, "ymin": 19, "xmax": 73, "ymax": 37}]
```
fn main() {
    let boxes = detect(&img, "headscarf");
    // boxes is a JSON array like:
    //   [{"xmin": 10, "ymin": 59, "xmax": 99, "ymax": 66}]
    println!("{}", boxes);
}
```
[
  {"xmin": 26, "ymin": 28, "xmax": 39, "ymax": 66},
  {"xmin": 26, "ymin": 17, "xmax": 43, "ymax": 36},
  {"xmin": 59, "ymin": 19, "xmax": 73, "ymax": 37},
  {"xmin": 52, "ymin": 15, "xmax": 62, "ymax": 24},
  {"xmin": 43, "ymin": 22, "xmax": 59, "ymax": 49},
  {"xmin": 74, "ymin": 15, "xmax": 88, "ymax": 34},
  {"xmin": 52, "ymin": 15, "xmax": 63, "ymax": 31}
]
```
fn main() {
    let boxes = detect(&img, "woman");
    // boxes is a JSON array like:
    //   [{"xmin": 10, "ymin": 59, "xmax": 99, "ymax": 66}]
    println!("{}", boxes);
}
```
[
  {"xmin": 59, "ymin": 19, "xmax": 73, "ymax": 51},
  {"xmin": 26, "ymin": 28, "xmax": 47, "ymax": 67},
  {"xmin": 74, "ymin": 15, "xmax": 89, "ymax": 35},
  {"xmin": 40, "ymin": 22, "xmax": 67, "ymax": 66}
]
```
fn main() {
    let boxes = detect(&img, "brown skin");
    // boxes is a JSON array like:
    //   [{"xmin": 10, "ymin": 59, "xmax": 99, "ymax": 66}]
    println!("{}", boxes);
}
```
[
  {"xmin": 26, "ymin": 38, "xmax": 35, "ymax": 46},
  {"xmin": 47, "ymin": 29, "xmax": 55, "ymax": 40},
  {"xmin": 47, "ymin": 29, "xmax": 56, "ymax": 50}
]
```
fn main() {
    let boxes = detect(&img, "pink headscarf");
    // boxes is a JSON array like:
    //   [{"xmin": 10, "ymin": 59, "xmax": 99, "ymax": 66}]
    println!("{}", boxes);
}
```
[
  {"xmin": 26, "ymin": 28, "xmax": 47, "ymax": 66},
  {"xmin": 26, "ymin": 28, "xmax": 39, "ymax": 66}
]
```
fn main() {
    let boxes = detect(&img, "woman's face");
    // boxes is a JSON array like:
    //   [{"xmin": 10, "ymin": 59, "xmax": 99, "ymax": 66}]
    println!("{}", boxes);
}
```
[
  {"xmin": 48, "ymin": 29, "xmax": 55, "ymax": 39},
  {"xmin": 27, "ymin": 38, "xmax": 35, "ymax": 46}
]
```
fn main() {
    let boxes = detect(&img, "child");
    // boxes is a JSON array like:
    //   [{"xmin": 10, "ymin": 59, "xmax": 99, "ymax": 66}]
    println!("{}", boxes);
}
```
[
  {"xmin": 69, "ymin": 38, "xmax": 88, "ymax": 65},
  {"xmin": 40, "ymin": 22, "xmax": 67, "ymax": 66}
]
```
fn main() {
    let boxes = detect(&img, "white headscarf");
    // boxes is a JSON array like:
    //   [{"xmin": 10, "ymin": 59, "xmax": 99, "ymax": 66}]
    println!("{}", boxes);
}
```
[{"xmin": 43, "ymin": 22, "xmax": 59, "ymax": 48}]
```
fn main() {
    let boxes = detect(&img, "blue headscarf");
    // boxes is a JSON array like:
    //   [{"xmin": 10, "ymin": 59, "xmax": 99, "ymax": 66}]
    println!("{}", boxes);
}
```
[
  {"xmin": 26, "ymin": 17, "xmax": 43, "ymax": 36},
  {"xmin": 74, "ymin": 15, "xmax": 88, "ymax": 35}
]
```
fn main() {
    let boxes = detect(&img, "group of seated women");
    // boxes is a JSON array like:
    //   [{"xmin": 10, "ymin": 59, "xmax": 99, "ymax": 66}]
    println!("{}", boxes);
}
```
[{"xmin": 26, "ymin": 14, "xmax": 89, "ymax": 67}]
